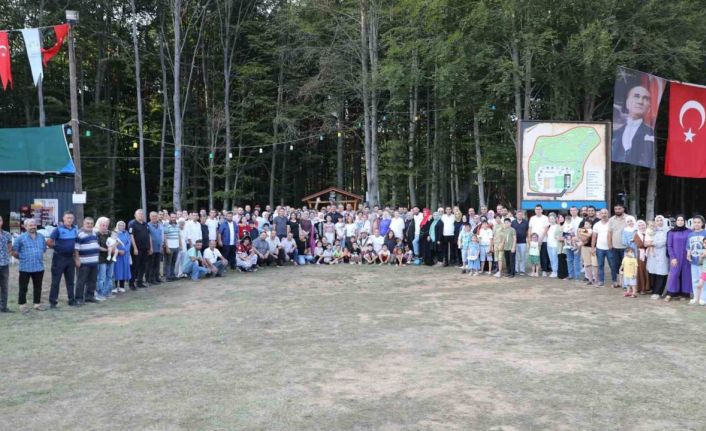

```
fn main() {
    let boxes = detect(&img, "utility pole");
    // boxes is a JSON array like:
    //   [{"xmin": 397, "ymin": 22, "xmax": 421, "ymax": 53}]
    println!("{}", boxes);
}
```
[{"xmin": 66, "ymin": 10, "xmax": 83, "ymax": 222}]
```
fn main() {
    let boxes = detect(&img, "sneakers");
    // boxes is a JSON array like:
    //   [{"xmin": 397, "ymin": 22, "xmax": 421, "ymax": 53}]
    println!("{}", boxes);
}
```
[
  {"xmin": 493, "ymin": 272, "xmax": 501, "ymax": 278},
  {"xmin": 118, "ymin": 287, "xmax": 126, "ymax": 293},
  {"xmin": 549, "ymin": 272, "xmax": 557, "ymax": 278},
  {"xmin": 94, "ymin": 295, "xmax": 107, "ymax": 302},
  {"xmin": 19, "ymin": 304, "xmax": 30, "ymax": 314},
  {"xmin": 689, "ymin": 299, "xmax": 697, "ymax": 305},
  {"xmin": 33, "ymin": 304, "xmax": 47, "ymax": 311},
  {"xmin": 650, "ymin": 294, "xmax": 660, "ymax": 300}
]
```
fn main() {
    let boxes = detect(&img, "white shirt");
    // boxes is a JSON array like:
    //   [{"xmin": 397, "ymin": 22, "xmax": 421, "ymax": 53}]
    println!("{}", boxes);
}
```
[
  {"xmin": 479, "ymin": 228, "xmax": 493, "ymax": 246},
  {"xmin": 622, "ymin": 118, "xmax": 642, "ymax": 152},
  {"xmin": 281, "ymin": 238, "xmax": 295, "ymax": 254},
  {"xmin": 529, "ymin": 215, "xmax": 550, "ymax": 243},
  {"xmin": 371, "ymin": 235, "xmax": 384, "ymax": 253},
  {"xmin": 203, "ymin": 247, "xmax": 223, "ymax": 264},
  {"xmin": 227, "ymin": 222, "xmax": 236, "ymax": 246},
  {"xmin": 593, "ymin": 220, "xmax": 611, "ymax": 250},
  {"xmin": 441, "ymin": 214, "xmax": 456, "ymax": 236},
  {"xmin": 547, "ymin": 225, "xmax": 560, "ymax": 248},
  {"xmin": 345, "ymin": 223, "xmax": 357, "ymax": 238},
  {"xmin": 185, "ymin": 220, "xmax": 202, "ymax": 245},
  {"xmin": 266, "ymin": 236, "xmax": 280, "ymax": 253},
  {"xmin": 390, "ymin": 217, "xmax": 405, "ymax": 239},
  {"xmin": 206, "ymin": 218, "xmax": 219, "ymax": 241}
]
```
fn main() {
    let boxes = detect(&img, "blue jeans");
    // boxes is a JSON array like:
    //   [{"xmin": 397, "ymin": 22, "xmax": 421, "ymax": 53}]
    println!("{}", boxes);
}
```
[
  {"xmin": 97, "ymin": 262, "xmax": 114, "ymax": 297},
  {"xmin": 692, "ymin": 264, "xmax": 706, "ymax": 302},
  {"xmin": 297, "ymin": 255, "xmax": 315, "ymax": 265},
  {"xmin": 608, "ymin": 248, "xmax": 624, "ymax": 284},
  {"xmin": 515, "ymin": 243, "xmax": 527, "ymax": 273},
  {"xmin": 565, "ymin": 248, "xmax": 581, "ymax": 280},
  {"xmin": 547, "ymin": 246, "xmax": 559, "ymax": 274},
  {"xmin": 183, "ymin": 261, "xmax": 207, "ymax": 280},
  {"xmin": 413, "ymin": 235, "xmax": 420, "ymax": 256},
  {"xmin": 596, "ymin": 248, "xmax": 610, "ymax": 283}
]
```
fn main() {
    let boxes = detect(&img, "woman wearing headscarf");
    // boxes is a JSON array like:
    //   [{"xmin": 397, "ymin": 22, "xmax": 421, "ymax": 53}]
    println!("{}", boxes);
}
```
[
  {"xmin": 646, "ymin": 215, "xmax": 670, "ymax": 299},
  {"xmin": 632, "ymin": 220, "xmax": 651, "ymax": 294},
  {"xmin": 621, "ymin": 216, "xmax": 637, "ymax": 256},
  {"xmin": 113, "ymin": 221, "xmax": 132, "ymax": 292},
  {"xmin": 418, "ymin": 208, "xmax": 433, "ymax": 265},
  {"xmin": 665, "ymin": 215, "xmax": 692, "ymax": 302}
]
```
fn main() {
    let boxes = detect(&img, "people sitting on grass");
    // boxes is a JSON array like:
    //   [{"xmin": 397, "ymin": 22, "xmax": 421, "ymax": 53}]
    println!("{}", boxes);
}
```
[{"xmin": 3, "ymin": 200, "xmax": 706, "ymax": 313}]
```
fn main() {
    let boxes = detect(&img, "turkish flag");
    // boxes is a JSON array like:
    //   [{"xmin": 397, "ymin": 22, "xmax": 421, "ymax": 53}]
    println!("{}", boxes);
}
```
[
  {"xmin": 0, "ymin": 31, "xmax": 11, "ymax": 90},
  {"xmin": 665, "ymin": 82, "xmax": 706, "ymax": 178},
  {"xmin": 41, "ymin": 23, "xmax": 69, "ymax": 66}
]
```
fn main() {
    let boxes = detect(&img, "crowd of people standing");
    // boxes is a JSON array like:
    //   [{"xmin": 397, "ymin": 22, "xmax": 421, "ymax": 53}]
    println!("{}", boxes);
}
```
[{"xmin": 1, "ymin": 201, "xmax": 704, "ymax": 314}]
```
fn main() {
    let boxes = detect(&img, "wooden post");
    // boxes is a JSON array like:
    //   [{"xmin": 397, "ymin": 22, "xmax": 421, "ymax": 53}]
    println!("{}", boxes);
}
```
[{"xmin": 67, "ymin": 12, "xmax": 83, "ymax": 222}]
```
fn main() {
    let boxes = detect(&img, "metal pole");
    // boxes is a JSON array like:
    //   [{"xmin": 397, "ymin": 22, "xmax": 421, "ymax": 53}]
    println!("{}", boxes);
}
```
[{"xmin": 67, "ymin": 20, "xmax": 83, "ymax": 222}]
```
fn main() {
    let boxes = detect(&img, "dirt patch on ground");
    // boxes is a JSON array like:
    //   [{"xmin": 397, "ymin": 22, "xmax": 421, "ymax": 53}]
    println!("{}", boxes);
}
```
[{"xmin": 2, "ymin": 263, "xmax": 706, "ymax": 430}]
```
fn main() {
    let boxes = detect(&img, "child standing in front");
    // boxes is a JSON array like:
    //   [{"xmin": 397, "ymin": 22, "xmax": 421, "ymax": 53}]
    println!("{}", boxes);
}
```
[
  {"xmin": 468, "ymin": 235, "xmax": 481, "ymax": 276},
  {"xmin": 620, "ymin": 247, "xmax": 638, "ymax": 298},
  {"xmin": 458, "ymin": 223, "xmax": 473, "ymax": 274},
  {"xmin": 528, "ymin": 233, "xmax": 541, "ymax": 277},
  {"xmin": 691, "ymin": 237, "xmax": 706, "ymax": 306}
]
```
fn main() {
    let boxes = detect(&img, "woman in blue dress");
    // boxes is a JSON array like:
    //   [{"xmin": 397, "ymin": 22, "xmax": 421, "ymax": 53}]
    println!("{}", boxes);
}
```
[{"xmin": 113, "ymin": 220, "xmax": 132, "ymax": 292}]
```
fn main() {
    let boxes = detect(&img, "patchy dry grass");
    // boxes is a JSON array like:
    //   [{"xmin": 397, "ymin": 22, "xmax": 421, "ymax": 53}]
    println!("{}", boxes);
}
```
[{"xmin": 1, "ymin": 261, "xmax": 705, "ymax": 430}]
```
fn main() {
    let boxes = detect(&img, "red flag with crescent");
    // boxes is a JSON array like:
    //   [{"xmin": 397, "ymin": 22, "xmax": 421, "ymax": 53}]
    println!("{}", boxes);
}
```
[
  {"xmin": 0, "ymin": 31, "xmax": 11, "ymax": 90},
  {"xmin": 41, "ymin": 23, "xmax": 69, "ymax": 66},
  {"xmin": 665, "ymin": 81, "xmax": 706, "ymax": 178}
]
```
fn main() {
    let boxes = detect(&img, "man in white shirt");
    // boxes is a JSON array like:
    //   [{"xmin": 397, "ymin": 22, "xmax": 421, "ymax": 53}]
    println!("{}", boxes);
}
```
[
  {"xmin": 591, "ymin": 208, "xmax": 612, "ymax": 287},
  {"xmin": 184, "ymin": 212, "xmax": 203, "ymax": 248},
  {"xmin": 217, "ymin": 211, "xmax": 238, "ymax": 269},
  {"xmin": 205, "ymin": 210, "xmax": 219, "ymax": 242},
  {"xmin": 265, "ymin": 230, "xmax": 284, "ymax": 266},
  {"xmin": 389, "ymin": 211, "xmax": 405, "ymax": 240},
  {"xmin": 370, "ymin": 228, "xmax": 384, "ymax": 253},
  {"xmin": 203, "ymin": 240, "xmax": 227, "ymax": 277},
  {"xmin": 280, "ymin": 232, "xmax": 298, "ymax": 265},
  {"xmin": 441, "ymin": 207, "xmax": 457, "ymax": 266},
  {"xmin": 528, "ymin": 204, "xmax": 550, "ymax": 276}
]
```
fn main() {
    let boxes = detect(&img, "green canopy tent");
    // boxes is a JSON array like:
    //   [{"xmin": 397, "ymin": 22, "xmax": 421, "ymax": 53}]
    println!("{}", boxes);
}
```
[{"xmin": 0, "ymin": 125, "xmax": 75, "ymax": 174}]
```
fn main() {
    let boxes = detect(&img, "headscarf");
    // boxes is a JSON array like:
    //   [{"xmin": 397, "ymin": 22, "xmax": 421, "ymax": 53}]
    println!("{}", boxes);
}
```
[
  {"xmin": 420, "ymin": 208, "xmax": 432, "ymax": 227},
  {"xmin": 624, "ymin": 215, "xmax": 636, "ymax": 233},
  {"xmin": 430, "ymin": 212, "xmax": 441, "ymax": 242},
  {"xmin": 672, "ymin": 215, "xmax": 689, "ymax": 232}
]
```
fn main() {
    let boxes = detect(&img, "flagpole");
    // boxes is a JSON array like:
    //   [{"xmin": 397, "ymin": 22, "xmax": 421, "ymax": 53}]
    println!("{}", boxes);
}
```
[{"xmin": 66, "ymin": 10, "xmax": 83, "ymax": 223}]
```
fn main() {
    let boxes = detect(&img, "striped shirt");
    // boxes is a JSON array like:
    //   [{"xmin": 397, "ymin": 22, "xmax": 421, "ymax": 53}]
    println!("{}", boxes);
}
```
[
  {"xmin": 76, "ymin": 230, "xmax": 100, "ymax": 266},
  {"xmin": 164, "ymin": 223, "xmax": 181, "ymax": 249},
  {"xmin": 13, "ymin": 232, "xmax": 46, "ymax": 272}
]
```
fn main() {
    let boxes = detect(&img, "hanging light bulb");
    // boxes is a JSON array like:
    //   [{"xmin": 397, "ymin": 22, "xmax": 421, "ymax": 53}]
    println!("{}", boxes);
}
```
[
  {"xmin": 337, "ymin": 131, "xmax": 342, "ymax": 138},
  {"xmin": 289, "ymin": 144, "xmax": 293, "ymax": 151},
  {"xmin": 132, "ymin": 142, "xmax": 138, "ymax": 149},
  {"xmin": 259, "ymin": 147, "xmax": 263, "ymax": 154},
  {"xmin": 319, "ymin": 135, "xmax": 324, "ymax": 141},
  {"xmin": 228, "ymin": 152, "xmax": 233, "ymax": 159},
  {"xmin": 69, "ymin": 143, "xmax": 74, "ymax": 149}
]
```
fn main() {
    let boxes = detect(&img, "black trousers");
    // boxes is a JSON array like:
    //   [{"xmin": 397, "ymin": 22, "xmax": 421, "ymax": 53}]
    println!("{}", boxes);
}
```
[
  {"xmin": 273, "ymin": 248, "xmax": 285, "ymax": 265},
  {"xmin": 76, "ymin": 265, "xmax": 97, "ymax": 301},
  {"xmin": 19, "ymin": 271, "xmax": 44, "ymax": 305},
  {"xmin": 442, "ymin": 235, "xmax": 455, "ymax": 264},
  {"xmin": 650, "ymin": 273, "xmax": 667, "ymax": 296},
  {"xmin": 0, "ymin": 265, "xmax": 8, "ymax": 310},
  {"xmin": 222, "ymin": 245, "xmax": 237, "ymax": 269},
  {"xmin": 258, "ymin": 255, "xmax": 275, "ymax": 266},
  {"xmin": 131, "ymin": 250, "xmax": 149, "ymax": 286},
  {"xmin": 540, "ymin": 242, "xmax": 551, "ymax": 272},
  {"xmin": 147, "ymin": 252, "xmax": 162, "ymax": 282},
  {"xmin": 504, "ymin": 251, "xmax": 516, "ymax": 276},
  {"xmin": 49, "ymin": 253, "xmax": 75, "ymax": 305}
]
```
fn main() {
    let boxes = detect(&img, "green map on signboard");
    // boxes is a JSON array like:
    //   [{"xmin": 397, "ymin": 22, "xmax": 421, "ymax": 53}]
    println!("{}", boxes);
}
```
[{"xmin": 527, "ymin": 126, "xmax": 601, "ymax": 194}]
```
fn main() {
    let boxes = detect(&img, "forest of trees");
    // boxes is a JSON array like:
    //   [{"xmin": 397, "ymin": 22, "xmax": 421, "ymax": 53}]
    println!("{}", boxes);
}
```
[{"xmin": 1, "ymin": 0, "xmax": 705, "ymax": 220}]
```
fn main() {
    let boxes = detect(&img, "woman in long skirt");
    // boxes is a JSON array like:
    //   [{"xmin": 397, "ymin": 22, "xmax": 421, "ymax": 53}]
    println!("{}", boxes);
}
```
[
  {"xmin": 665, "ymin": 215, "xmax": 692, "ymax": 301},
  {"xmin": 633, "ymin": 220, "xmax": 651, "ymax": 294},
  {"xmin": 646, "ymin": 215, "xmax": 670, "ymax": 298},
  {"xmin": 113, "ymin": 221, "xmax": 132, "ymax": 292}
]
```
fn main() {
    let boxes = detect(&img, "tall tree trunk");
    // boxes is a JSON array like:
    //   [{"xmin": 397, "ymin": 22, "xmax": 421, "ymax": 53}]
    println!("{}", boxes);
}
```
[
  {"xmin": 430, "ymin": 83, "xmax": 439, "ymax": 210},
  {"xmin": 360, "ymin": 0, "xmax": 372, "ymax": 204},
  {"xmin": 37, "ymin": 79, "xmax": 45, "ymax": 127},
  {"xmin": 646, "ymin": 169, "xmax": 657, "ymax": 220},
  {"xmin": 269, "ymin": 53, "xmax": 285, "ymax": 209},
  {"xmin": 368, "ymin": 0, "xmax": 380, "ymax": 206},
  {"xmin": 511, "ymin": 41, "xmax": 522, "ymax": 120},
  {"xmin": 158, "ymin": 30, "xmax": 169, "ymax": 210},
  {"xmin": 473, "ymin": 112, "xmax": 486, "ymax": 208},
  {"xmin": 407, "ymin": 51, "xmax": 418, "ymax": 207},
  {"xmin": 425, "ymin": 86, "xmax": 431, "ymax": 208},
  {"xmin": 171, "ymin": 0, "xmax": 183, "ymax": 210},
  {"xmin": 130, "ymin": 0, "xmax": 147, "ymax": 212},
  {"xmin": 522, "ymin": 48, "xmax": 532, "ymax": 119},
  {"xmin": 336, "ymin": 102, "xmax": 344, "ymax": 189},
  {"xmin": 628, "ymin": 165, "xmax": 638, "ymax": 216}
]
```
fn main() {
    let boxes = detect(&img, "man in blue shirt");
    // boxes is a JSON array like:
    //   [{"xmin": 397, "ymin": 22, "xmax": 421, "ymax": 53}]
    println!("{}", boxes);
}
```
[
  {"xmin": 0, "ymin": 215, "xmax": 13, "ymax": 313},
  {"xmin": 12, "ymin": 219, "xmax": 47, "ymax": 313},
  {"xmin": 47, "ymin": 211, "xmax": 78, "ymax": 308},
  {"xmin": 217, "ymin": 211, "xmax": 238, "ymax": 270},
  {"xmin": 147, "ymin": 211, "xmax": 165, "ymax": 284}
]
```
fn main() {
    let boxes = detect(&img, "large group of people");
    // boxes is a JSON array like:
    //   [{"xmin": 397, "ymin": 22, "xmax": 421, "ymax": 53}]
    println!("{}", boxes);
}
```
[{"xmin": 1, "ymin": 201, "xmax": 705, "ymax": 314}]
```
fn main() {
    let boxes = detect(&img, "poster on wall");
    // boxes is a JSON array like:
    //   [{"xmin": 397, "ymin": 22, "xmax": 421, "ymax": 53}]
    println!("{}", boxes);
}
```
[
  {"xmin": 33, "ymin": 198, "xmax": 59, "ymax": 226},
  {"xmin": 518, "ymin": 121, "xmax": 611, "ymax": 211}
]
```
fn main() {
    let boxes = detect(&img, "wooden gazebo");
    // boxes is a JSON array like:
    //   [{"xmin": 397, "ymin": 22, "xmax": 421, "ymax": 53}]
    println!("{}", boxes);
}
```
[{"xmin": 301, "ymin": 187, "xmax": 364, "ymax": 210}]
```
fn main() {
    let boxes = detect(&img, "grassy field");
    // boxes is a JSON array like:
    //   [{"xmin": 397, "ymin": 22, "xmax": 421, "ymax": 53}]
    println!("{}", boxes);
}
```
[{"xmin": 1, "ymin": 260, "xmax": 705, "ymax": 431}]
